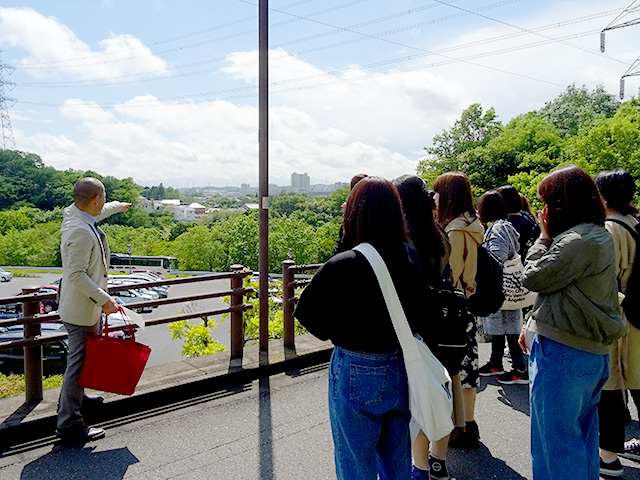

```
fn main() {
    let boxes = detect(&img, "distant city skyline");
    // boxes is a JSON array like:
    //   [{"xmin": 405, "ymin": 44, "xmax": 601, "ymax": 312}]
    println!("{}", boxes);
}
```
[{"xmin": 163, "ymin": 172, "xmax": 347, "ymax": 193}]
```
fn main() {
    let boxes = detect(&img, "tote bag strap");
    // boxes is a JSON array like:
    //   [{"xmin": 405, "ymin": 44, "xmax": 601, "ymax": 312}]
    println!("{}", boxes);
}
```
[{"xmin": 353, "ymin": 243, "xmax": 420, "ymax": 362}]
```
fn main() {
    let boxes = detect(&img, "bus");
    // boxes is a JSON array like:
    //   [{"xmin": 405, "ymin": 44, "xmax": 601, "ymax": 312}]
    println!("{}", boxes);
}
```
[{"xmin": 110, "ymin": 254, "xmax": 179, "ymax": 274}]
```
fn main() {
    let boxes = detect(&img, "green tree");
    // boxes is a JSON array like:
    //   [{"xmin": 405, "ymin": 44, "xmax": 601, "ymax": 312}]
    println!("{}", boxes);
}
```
[
  {"xmin": 270, "ymin": 193, "xmax": 311, "ymax": 217},
  {"xmin": 417, "ymin": 104, "xmax": 503, "ymax": 184},
  {"xmin": 0, "ymin": 221, "xmax": 62, "ymax": 266},
  {"xmin": 538, "ymin": 84, "xmax": 620, "ymax": 137},
  {"xmin": 460, "ymin": 112, "xmax": 564, "ymax": 191},
  {"xmin": 172, "ymin": 223, "xmax": 228, "ymax": 271},
  {"xmin": 268, "ymin": 216, "xmax": 318, "ymax": 271},
  {"xmin": 563, "ymin": 98, "xmax": 640, "ymax": 192}
]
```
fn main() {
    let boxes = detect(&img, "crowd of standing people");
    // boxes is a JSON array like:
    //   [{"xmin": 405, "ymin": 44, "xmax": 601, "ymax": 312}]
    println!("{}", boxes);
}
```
[{"xmin": 294, "ymin": 165, "xmax": 640, "ymax": 480}]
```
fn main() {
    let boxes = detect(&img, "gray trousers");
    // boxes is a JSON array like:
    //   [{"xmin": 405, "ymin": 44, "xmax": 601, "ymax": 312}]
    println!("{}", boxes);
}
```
[{"xmin": 57, "ymin": 321, "xmax": 101, "ymax": 430}]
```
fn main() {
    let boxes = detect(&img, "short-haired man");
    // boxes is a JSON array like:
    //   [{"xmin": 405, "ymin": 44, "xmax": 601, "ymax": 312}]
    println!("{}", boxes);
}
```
[{"xmin": 56, "ymin": 177, "xmax": 130, "ymax": 443}]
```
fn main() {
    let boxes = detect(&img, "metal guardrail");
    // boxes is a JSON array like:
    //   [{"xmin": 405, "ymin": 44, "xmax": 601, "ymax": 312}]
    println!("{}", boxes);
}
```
[{"xmin": 0, "ymin": 266, "xmax": 253, "ymax": 404}]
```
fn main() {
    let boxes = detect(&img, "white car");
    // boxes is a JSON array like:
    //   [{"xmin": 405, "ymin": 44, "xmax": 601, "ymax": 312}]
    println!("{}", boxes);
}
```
[{"xmin": 0, "ymin": 268, "xmax": 13, "ymax": 282}]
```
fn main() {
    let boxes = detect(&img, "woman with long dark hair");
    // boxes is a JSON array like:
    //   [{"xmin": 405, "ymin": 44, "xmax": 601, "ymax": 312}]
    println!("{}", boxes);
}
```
[
  {"xmin": 294, "ymin": 176, "xmax": 434, "ymax": 480},
  {"xmin": 432, "ymin": 171, "xmax": 484, "ymax": 449},
  {"xmin": 595, "ymin": 169, "xmax": 640, "ymax": 476},
  {"xmin": 521, "ymin": 165, "xmax": 625, "ymax": 480},
  {"xmin": 393, "ymin": 174, "xmax": 454, "ymax": 480}
]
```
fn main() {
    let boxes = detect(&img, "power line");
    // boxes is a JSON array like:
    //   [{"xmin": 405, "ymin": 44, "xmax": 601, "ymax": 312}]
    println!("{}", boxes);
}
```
[
  {"xmin": 16, "ymin": 0, "xmax": 370, "ymax": 71},
  {"xmin": 15, "ymin": 9, "xmax": 615, "ymax": 89}
]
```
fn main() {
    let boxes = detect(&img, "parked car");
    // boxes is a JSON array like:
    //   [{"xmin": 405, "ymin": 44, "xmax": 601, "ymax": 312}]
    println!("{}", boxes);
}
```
[
  {"xmin": 39, "ymin": 285, "xmax": 59, "ymax": 314},
  {"xmin": 108, "ymin": 274, "xmax": 168, "ymax": 298},
  {"xmin": 0, "ymin": 303, "xmax": 21, "ymax": 320},
  {"xmin": 0, "ymin": 324, "xmax": 69, "ymax": 375},
  {"xmin": 0, "ymin": 268, "xmax": 13, "ymax": 282},
  {"xmin": 113, "ymin": 295, "xmax": 153, "ymax": 314},
  {"xmin": 110, "ymin": 288, "xmax": 156, "ymax": 311},
  {"xmin": 0, "ymin": 322, "xmax": 127, "ymax": 375},
  {"xmin": 132, "ymin": 269, "xmax": 168, "ymax": 280}
]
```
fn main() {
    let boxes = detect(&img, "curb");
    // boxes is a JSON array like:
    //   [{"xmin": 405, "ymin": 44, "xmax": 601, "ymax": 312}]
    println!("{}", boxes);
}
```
[{"xmin": 0, "ymin": 336, "xmax": 333, "ymax": 451}]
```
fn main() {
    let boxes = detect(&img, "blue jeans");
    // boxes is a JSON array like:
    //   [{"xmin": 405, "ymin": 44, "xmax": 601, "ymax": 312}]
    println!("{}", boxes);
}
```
[
  {"xmin": 529, "ymin": 335, "xmax": 609, "ymax": 480},
  {"xmin": 328, "ymin": 346, "xmax": 411, "ymax": 480}
]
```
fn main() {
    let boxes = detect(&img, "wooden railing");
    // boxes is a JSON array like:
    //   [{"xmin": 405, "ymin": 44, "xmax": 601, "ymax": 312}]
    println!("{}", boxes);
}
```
[{"xmin": 0, "ymin": 266, "xmax": 253, "ymax": 404}]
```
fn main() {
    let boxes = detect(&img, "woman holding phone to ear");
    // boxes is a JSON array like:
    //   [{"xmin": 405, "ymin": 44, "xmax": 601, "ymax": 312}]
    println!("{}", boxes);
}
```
[{"xmin": 519, "ymin": 165, "xmax": 625, "ymax": 480}]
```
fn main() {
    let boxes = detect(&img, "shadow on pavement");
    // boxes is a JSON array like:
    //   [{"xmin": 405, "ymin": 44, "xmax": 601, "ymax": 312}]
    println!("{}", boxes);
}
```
[
  {"xmin": 495, "ymin": 384, "xmax": 530, "ymax": 417},
  {"xmin": 448, "ymin": 444, "xmax": 528, "ymax": 480},
  {"xmin": 259, "ymin": 352, "xmax": 274, "ymax": 480},
  {"xmin": 20, "ymin": 445, "xmax": 138, "ymax": 480},
  {"xmin": 479, "ymin": 376, "xmax": 530, "ymax": 417}
]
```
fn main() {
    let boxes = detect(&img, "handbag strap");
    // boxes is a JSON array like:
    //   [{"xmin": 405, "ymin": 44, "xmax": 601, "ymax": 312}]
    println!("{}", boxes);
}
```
[
  {"xmin": 104, "ymin": 306, "xmax": 136, "ymax": 339},
  {"xmin": 353, "ymin": 243, "xmax": 420, "ymax": 362}
]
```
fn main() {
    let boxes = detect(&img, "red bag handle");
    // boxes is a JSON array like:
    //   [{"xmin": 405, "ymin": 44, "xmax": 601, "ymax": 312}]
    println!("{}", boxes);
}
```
[{"xmin": 104, "ymin": 306, "xmax": 136, "ymax": 339}]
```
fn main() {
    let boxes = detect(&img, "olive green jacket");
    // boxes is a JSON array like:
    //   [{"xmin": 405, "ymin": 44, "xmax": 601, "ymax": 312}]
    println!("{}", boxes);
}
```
[{"xmin": 523, "ymin": 222, "xmax": 625, "ymax": 354}]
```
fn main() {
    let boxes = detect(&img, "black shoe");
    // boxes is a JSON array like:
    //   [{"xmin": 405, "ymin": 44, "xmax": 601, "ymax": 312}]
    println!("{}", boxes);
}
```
[
  {"xmin": 56, "ymin": 421, "xmax": 105, "ymax": 444},
  {"xmin": 428, "ymin": 455, "xmax": 450, "ymax": 480},
  {"xmin": 599, "ymin": 458, "xmax": 623, "ymax": 477},
  {"xmin": 620, "ymin": 438, "xmax": 640, "ymax": 461},
  {"xmin": 448, "ymin": 422, "xmax": 480, "ymax": 449},
  {"xmin": 82, "ymin": 393, "xmax": 104, "ymax": 406},
  {"xmin": 496, "ymin": 369, "xmax": 529, "ymax": 385},
  {"xmin": 478, "ymin": 362, "xmax": 504, "ymax": 377}
]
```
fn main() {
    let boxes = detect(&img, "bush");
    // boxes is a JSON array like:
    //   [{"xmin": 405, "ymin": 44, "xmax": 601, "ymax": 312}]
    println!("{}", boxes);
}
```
[{"xmin": 0, "ymin": 373, "xmax": 63, "ymax": 399}]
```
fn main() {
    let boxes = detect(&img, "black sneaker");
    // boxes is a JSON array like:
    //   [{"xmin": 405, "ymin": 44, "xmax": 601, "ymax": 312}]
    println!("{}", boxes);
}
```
[
  {"xmin": 497, "ymin": 369, "xmax": 529, "ymax": 385},
  {"xmin": 448, "ymin": 422, "xmax": 480, "ymax": 449},
  {"xmin": 428, "ymin": 455, "xmax": 449, "ymax": 480},
  {"xmin": 620, "ymin": 438, "xmax": 640, "ymax": 461},
  {"xmin": 478, "ymin": 362, "xmax": 504, "ymax": 377},
  {"xmin": 411, "ymin": 464, "xmax": 429, "ymax": 480},
  {"xmin": 600, "ymin": 458, "xmax": 623, "ymax": 477}
]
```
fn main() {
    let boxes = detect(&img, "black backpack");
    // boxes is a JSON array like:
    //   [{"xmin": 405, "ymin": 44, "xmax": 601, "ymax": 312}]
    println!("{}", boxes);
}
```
[
  {"xmin": 430, "ymin": 279, "xmax": 472, "ymax": 375},
  {"xmin": 606, "ymin": 218, "xmax": 640, "ymax": 329},
  {"xmin": 466, "ymin": 244, "xmax": 505, "ymax": 317}
]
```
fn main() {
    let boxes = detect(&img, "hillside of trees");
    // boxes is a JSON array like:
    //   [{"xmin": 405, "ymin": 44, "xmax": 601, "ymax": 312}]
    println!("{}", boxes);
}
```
[
  {"xmin": 0, "ymin": 151, "xmax": 346, "ymax": 270},
  {"xmin": 418, "ymin": 84, "xmax": 640, "ymax": 208},
  {"xmin": 1, "ymin": 84, "xmax": 638, "ymax": 271}
]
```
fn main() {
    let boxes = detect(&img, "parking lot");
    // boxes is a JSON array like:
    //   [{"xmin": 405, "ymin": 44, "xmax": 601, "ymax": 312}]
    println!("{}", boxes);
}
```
[{"xmin": 0, "ymin": 270, "xmax": 233, "ymax": 368}]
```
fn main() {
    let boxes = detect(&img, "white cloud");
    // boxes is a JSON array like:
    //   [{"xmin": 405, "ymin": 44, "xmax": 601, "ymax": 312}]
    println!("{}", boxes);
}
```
[
  {"xmin": 0, "ymin": 7, "xmax": 170, "ymax": 80},
  {"xmin": 10, "ymin": 1, "xmax": 640, "ymax": 189}
]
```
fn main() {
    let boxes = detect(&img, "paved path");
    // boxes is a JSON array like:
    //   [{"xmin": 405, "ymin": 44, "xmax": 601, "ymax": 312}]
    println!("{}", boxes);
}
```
[{"xmin": 1, "ymin": 345, "xmax": 640, "ymax": 479}]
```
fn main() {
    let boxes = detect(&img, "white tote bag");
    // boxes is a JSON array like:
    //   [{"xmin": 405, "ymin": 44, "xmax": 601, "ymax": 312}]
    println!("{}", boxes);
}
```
[
  {"xmin": 353, "ymin": 243, "xmax": 454, "ymax": 442},
  {"xmin": 501, "ymin": 254, "xmax": 537, "ymax": 310}
]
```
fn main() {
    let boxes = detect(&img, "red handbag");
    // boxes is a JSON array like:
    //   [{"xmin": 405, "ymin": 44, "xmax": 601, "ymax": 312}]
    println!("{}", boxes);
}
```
[{"xmin": 78, "ymin": 307, "xmax": 152, "ymax": 395}]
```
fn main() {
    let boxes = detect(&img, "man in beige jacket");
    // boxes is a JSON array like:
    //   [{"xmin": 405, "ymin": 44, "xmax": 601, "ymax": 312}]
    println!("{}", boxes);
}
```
[{"xmin": 56, "ymin": 177, "xmax": 129, "ymax": 443}]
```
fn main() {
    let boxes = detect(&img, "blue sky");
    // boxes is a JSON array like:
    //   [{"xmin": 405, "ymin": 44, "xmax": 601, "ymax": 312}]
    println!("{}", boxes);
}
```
[{"xmin": 0, "ymin": 0, "xmax": 638, "ymax": 188}]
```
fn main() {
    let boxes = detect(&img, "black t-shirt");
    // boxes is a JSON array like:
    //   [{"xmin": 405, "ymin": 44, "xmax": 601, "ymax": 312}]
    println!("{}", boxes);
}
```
[{"xmin": 294, "ymin": 242, "xmax": 436, "ymax": 353}]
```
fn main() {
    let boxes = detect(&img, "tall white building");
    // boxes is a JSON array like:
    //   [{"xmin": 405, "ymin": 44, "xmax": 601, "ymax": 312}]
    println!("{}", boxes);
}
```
[{"xmin": 291, "ymin": 172, "xmax": 310, "ymax": 193}]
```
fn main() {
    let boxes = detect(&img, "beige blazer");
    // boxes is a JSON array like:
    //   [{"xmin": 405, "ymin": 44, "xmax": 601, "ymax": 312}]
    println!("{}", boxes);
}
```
[{"xmin": 58, "ymin": 201, "xmax": 124, "ymax": 326}]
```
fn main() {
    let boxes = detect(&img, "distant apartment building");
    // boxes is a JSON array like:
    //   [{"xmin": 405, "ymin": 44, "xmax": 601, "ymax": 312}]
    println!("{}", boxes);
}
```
[
  {"xmin": 144, "ymin": 198, "xmax": 208, "ymax": 222},
  {"xmin": 291, "ymin": 172, "xmax": 310, "ymax": 193}
]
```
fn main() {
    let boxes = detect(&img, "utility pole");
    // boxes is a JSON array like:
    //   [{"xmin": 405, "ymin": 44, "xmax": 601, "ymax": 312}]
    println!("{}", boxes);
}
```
[
  {"xmin": 600, "ymin": 1, "xmax": 640, "ymax": 98},
  {"xmin": 0, "ymin": 51, "xmax": 16, "ymax": 150},
  {"xmin": 258, "ymin": 0, "xmax": 269, "ymax": 352}
]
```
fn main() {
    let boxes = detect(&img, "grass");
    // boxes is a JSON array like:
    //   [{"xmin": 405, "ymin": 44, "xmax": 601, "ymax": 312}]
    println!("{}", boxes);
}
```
[
  {"xmin": 0, "ymin": 373, "xmax": 63, "ymax": 399},
  {"xmin": 9, "ymin": 269, "xmax": 63, "ymax": 278}
]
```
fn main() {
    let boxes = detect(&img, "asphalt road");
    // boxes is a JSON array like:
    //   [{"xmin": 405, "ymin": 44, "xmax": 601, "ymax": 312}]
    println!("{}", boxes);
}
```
[
  {"xmin": 1, "ymin": 344, "xmax": 640, "ymax": 480},
  {"xmin": 0, "ymin": 272, "xmax": 233, "ymax": 368}
]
